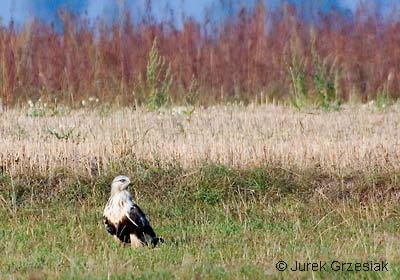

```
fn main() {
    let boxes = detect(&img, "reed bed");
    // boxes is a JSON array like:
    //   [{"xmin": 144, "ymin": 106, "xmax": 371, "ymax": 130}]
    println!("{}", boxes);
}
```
[
  {"xmin": 2, "ymin": 3, "xmax": 400, "ymax": 106},
  {"xmin": 0, "ymin": 104, "xmax": 399, "ymax": 178}
]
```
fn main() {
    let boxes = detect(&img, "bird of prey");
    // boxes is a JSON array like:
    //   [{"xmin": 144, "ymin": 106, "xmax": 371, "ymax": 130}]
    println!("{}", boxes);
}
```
[{"xmin": 103, "ymin": 175, "xmax": 162, "ymax": 248}]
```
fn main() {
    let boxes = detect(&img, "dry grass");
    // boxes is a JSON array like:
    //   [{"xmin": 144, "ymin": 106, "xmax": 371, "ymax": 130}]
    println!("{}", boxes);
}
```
[{"xmin": 1, "ymin": 104, "xmax": 399, "ymax": 178}]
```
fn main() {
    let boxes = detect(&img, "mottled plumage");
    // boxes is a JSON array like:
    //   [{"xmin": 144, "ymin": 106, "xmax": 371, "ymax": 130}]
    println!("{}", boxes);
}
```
[{"xmin": 103, "ymin": 175, "xmax": 162, "ymax": 248}]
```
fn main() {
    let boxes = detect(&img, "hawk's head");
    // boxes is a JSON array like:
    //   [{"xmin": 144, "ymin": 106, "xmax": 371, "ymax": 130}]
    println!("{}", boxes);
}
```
[{"xmin": 111, "ymin": 175, "xmax": 131, "ymax": 195}]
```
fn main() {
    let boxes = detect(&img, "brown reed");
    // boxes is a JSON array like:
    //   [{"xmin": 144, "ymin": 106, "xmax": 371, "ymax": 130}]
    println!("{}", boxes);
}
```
[{"xmin": 0, "ymin": 2, "xmax": 399, "ymax": 107}]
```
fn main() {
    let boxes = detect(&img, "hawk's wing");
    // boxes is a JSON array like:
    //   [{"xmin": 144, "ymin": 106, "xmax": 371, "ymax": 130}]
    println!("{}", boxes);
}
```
[
  {"xmin": 127, "ymin": 204, "xmax": 151, "ymax": 230},
  {"xmin": 103, "ymin": 216, "xmax": 117, "ymax": 235},
  {"xmin": 127, "ymin": 204, "xmax": 163, "ymax": 246}
]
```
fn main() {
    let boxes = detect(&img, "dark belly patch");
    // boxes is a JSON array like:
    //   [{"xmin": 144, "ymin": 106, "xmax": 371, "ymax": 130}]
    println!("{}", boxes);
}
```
[{"xmin": 115, "ymin": 216, "xmax": 144, "ymax": 244}]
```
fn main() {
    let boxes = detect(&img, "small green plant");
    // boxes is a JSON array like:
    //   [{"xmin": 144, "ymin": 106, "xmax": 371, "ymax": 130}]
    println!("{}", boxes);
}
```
[
  {"xmin": 184, "ymin": 76, "xmax": 200, "ymax": 106},
  {"xmin": 374, "ymin": 77, "xmax": 393, "ymax": 110},
  {"xmin": 374, "ymin": 91, "xmax": 393, "ymax": 110},
  {"xmin": 27, "ymin": 99, "xmax": 48, "ymax": 117},
  {"xmin": 312, "ymin": 64, "xmax": 341, "ymax": 111},
  {"xmin": 289, "ymin": 65, "xmax": 309, "ymax": 110},
  {"xmin": 195, "ymin": 186, "xmax": 221, "ymax": 205},
  {"xmin": 26, "ymin": 98, "xmax": 69, "ymax": 117},
  {"xmin": 182, "ymin": 107, "xmax": 195, "ymax": 122},
  {"xmin": 143, "ymin": 39, "xmax": 173, "ymax": 110},
  {"xmin": 47, "ymin": 126, "xmax": 75, "ymax": 141}
]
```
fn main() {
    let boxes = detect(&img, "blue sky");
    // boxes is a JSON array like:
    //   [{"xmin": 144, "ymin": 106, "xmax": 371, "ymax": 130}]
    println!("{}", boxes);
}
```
[{"xmin": 0, "ymin": 0, "xmax": 396, "ymax": 27}]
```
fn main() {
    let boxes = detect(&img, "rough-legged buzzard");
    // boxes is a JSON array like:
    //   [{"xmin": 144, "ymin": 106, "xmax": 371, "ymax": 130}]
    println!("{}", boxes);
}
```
[{"xmin": 103, "ymin": 175, "xmax": 162, "ymax": 248}]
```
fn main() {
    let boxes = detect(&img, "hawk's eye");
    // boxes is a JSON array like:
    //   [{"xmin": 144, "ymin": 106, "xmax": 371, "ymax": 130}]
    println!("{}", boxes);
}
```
[{"xmin": 120, "ymin": 178, "xmax": 126, "ymax": 183}]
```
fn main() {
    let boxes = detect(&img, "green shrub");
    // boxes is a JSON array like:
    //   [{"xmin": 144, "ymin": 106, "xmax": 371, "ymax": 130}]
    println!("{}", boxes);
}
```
[
  {"xmin": 142, "ymin": 39, "xmax": 173, "ymax": 110},
  {"xmin": 312, "ymin": 62, "xmax": 341, "ymax": 111},
  {"xmin": 289, "ymin": 65, "xmax": 309, "ymax": 110}
]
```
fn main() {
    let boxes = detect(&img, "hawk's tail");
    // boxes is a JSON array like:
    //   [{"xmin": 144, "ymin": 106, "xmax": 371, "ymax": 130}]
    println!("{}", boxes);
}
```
[{"xmin": 150, "ymin": 237, "xmax": 165, "ymax": 247}]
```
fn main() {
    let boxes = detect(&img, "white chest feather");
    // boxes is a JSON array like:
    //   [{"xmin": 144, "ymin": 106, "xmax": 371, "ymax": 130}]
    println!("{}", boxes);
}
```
[{"xmin": 103, "ymin": 191, "xmax": 134, "ymax": 224}]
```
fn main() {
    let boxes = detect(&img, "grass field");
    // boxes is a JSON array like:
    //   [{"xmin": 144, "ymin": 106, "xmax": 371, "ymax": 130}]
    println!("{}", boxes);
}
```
[{"xmin": 1, "ymin": 104, "xmax": 400, "ymax": 279}]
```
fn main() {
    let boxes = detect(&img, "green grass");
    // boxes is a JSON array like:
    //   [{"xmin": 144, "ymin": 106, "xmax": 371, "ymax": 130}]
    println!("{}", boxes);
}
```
[{"xmin": 1, "ymin": 164, "xmax": 400, "ymax": 279}]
